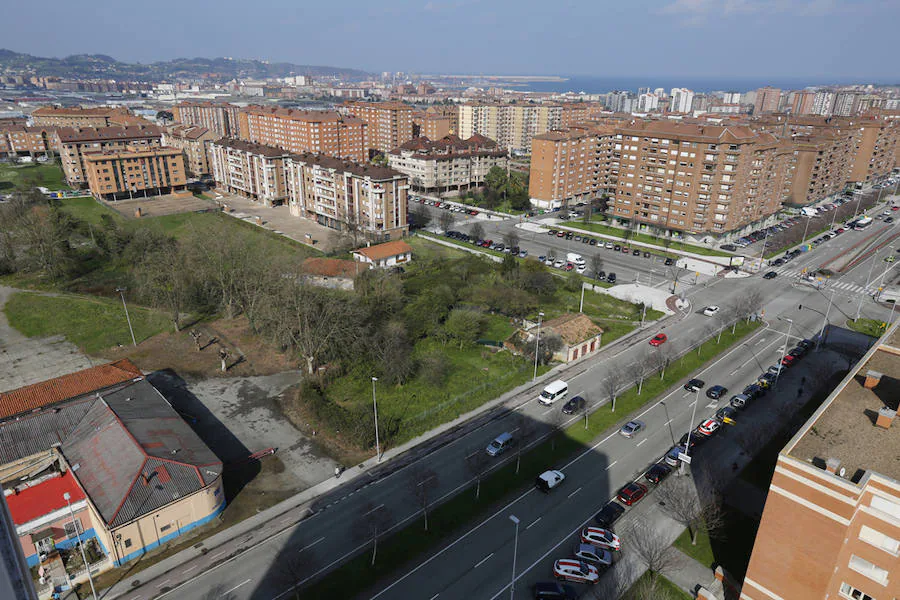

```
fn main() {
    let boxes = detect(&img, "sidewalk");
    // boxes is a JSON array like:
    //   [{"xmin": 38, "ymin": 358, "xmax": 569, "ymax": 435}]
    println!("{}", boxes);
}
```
[{"xmin": 667, "ymin": 548, "xmax": 723, "ymax": 598}]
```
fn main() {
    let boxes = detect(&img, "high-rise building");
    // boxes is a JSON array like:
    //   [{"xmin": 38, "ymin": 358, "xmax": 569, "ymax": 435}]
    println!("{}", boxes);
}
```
[
  {"xmin": 560, "ymin": 103, "xmax": 608, "ymax": 128},
  {"xmin": 387, "ymin": 133, "xmax": 507, "ymax": 195},
  {"xmin": 54, "ymin": 125, "xmax": 163, "ymax": 187},
  {"xmin": 670, "ymin": 88, "xmax": 695, "ymax": 114},
  {"xmin": 162, "ymin": 124, "xmax": 217, "ymax": 176},
  {"xmin": 637, "ymin": 93, "xmax": 659, "ymax": 113},
  {"xmin": 172, "ymin": 101, "xmax": 241, "ymax": 138},
  {"xmin": 743, "ymin": 323, "xmax": 900, "ymax": 600},
  {"xmin": 791, "ymin": 90, "xmax": 817, "ymax": 115},
  {"xmin": 238, "ymin": 107, "xmax": 368, "ymax": 163},
  {"xmin": 722, "ymin": 91, "xmax": 742, "ymax": 105},
  {"xmin": 342, "ymin": 101, "xmax": 414, "ymax": 155},
  {"xmin": 83, "ymin": 146, "xmax": 187, "ymax": 200},
  {"xmin": 754, "ymin": 87, "xmax": 782, "ymax": 114},
  {"xmin": 812, "ymin": 91, "xmax": 837, "ymax": 116},
  {"xmin": 833, "ymin": 91, "xmax": 862, "ymax": 117},
  {"xmin": 456, "ymin": 103, "xmax": 562, "ymax": 153}
]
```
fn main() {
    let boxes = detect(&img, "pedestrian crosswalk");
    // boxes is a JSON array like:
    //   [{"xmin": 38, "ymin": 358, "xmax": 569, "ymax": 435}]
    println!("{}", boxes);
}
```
[{"xmin": 769, "ymin": 266, "xmax": 872, "ymax": 294}]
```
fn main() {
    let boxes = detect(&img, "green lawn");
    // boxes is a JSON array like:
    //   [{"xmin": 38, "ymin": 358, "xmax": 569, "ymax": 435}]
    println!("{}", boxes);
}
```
[
  {"xmin": 58, "ymin": 196, "xmax": 123, "ymax": 226},
  {"xmin": 673, "ymin": 511, "xmax": 761, "ymax": 581},
  {"xmin": 567, "ymin": 220, "xmax": 731, "ymax": 257},
  {"xmin": 481, "ymin": 313, "xmax": 516, "ymax": 342},
  {"xmin": 624, "ymin": 573, "xmax": 692, "ymax": 600},
  {"xmin": 846, "ymin": 317, "xmax": 887, "ymax": 338},
  {"xmin": 4, "ymin": 292, "xmax": 172, "ymax": 354},
  {"xmin": 0, "ymin": 161, "xmax": 70, "ymax": 191}
]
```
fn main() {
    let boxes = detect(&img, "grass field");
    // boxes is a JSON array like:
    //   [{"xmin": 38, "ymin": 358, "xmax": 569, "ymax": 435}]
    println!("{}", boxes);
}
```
[
  {"xmin": 0, "ymin": 161, "xmax": 70, "ymax": 191},
  {"xmin": 624, "ymin": 572, "xmax": 693, "ymax": 600},
  {"xmin": 846, "ymin": 317, "xmax": 887, "ymax": 338},
  {"xmin": 4, "ymin": 292, "xmax": 172, "ymax": 354},
  {"xmin": 567, "ymin": 220, "xmax": 731, "ymax": 258},
  {"xmin": 58, "ymin": 196, "xmax": 123, "ymax": 226},
  {"xmin": 673, "ymin": 510, "xmax": 761, "ymax": 581}
]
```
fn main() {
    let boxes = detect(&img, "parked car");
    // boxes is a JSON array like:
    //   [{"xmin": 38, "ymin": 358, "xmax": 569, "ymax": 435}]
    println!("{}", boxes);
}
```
[
  {"xmin": 649, "ymin": 333, "xmax": 668, "ymax": 346},
  {"xmin": 696, "ymin": 419, "xmax": 721, "ymax": 437},
  {"xmin": 573, "ymin": 544, "xmax": 613, "ymax": 567},
  {"xmin": 742, "ymin": 383, "xmax": 766, "ymax": 400},
  {"xmin": 706, "ymin": 385, "xmax": 728, "ymax": 399},
  {"xmin": 594, "ymin": 501, "xmax": 626, "ymax": 528},
  {"xmin": 616, "ymin": 482, "xmax": 648, "ymax": 506},
  {"xmin": 553, "ymin": 559, "xmax": 600, "ymax": 584},
  {"xmin": 781, "ymin": 354, "xmax": 796, "ymax": 367},
  {"xmin": 758, "ymin": 372, "xmax": 777, "ymax": 387},
  {"xmin": 580, "ymin": 527, "xmax": 621, "ymax": 551},
  {"xmin": 715, "ymin": 406, "xmax": 737, "ymax": 424},
  {"xmin": 797, "ymin": 339, "xmax": 814, "ymax": 350},
  {"xmin": 789, "ymin": 346, "xmax": 808, "ymax": 358},
  {"xmin": 644, "ymin": 463, "xmax": 672, "ymax": 484},
  {"xmin": 684, "ymin": 378, "xmax": 705, "ymax": 392},
  {"xmin": 632, "ymin": 249, "xmax": 641, "ymax": 256},
  {"xmin": 532, "ymin": 582, "xmax": 578, "ymax": 600},
  {"xmin": 596, "ymin": 270, "xmax": 606, "ymax": 280},
  {"xmin": 607, "ymin": 273, "xmax": 617, "ymax": 284},
  {"xmin": 561, "ymin": 395, "xmax": 586, "ymax": 415},
  {"xmin": 664, "ymin": 445, "xmax": 685, "ymax": 467},
  {"xmin": 619, "ymin": 420, "xmax": 645, "ymax": 438},
  {"xmin": 664, "ymin": 257, "xmax": 675, "ymax": 266}
]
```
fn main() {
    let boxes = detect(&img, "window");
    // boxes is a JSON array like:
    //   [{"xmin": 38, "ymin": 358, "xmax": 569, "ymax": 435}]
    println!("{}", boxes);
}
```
[
  {"xmin": 64, "ymin": 519, "xmax": 83, "ymax": 539},
  {"xmin": 839, "ymin": 582, "xmax": 875, "ymax": 600},
  {"xmin": 848, "ymin": 554, "xmax": 889, "ymax": 585},
  {"xmin": 123, "ymin": 538, "xmax": 133, "ymax": 548},
  {"xmin": 859, "ymin": 526, "xmax": 900, "ymax": 555},
  {"xmin": 160, "ymin": 524, "xmax": 172, "ymax": 533}
]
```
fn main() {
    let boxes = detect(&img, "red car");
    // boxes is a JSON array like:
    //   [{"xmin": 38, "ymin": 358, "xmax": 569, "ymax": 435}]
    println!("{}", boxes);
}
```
[
  {"xmin": 893, "ymin": 206, "xmax": 899, "ymax": 212},
  {"xmin": 564, "ymin": 263, "xmax": 575, "ymax": 271},
  {"xmin": 621, "ymin": 246, "xmax": 630, "ymax": 253},
  {"xmin": 781, "ymin": 354, "xmax": 796, "ymax": 367},
  {"xmin": 617, "ymin": 482, "xmax": 648, "ymax": 506},
  {"xmin": 649, "ymin": 333, "xmax": 668, "ymax": 347}
]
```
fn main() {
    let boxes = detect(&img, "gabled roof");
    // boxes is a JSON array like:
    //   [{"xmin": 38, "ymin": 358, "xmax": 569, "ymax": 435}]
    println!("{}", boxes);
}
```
[
  {"xmin": 302, "ymin": 257, "xmax": 361, "ymax": 278},
  {"xmin": 5, "ymin": 471, "xmax": 85, "ymax": 526},
  {"xmin": 55, "ymin": 125, "xmax": 162, "ymax": 143},
  {"xmin": 353, "ymin": 240, "xmax": 413, "ymax": 262},
  {"xmin": 0, "ymin": 359, "xmax": 142, "ymax": 421},
  {"xmin": 543, "ymin": 313, "xmax": 603, "ymax": 346},
  {"xmin": 61, "ymin": 379, "xmax": 221, "ymax": 528}
]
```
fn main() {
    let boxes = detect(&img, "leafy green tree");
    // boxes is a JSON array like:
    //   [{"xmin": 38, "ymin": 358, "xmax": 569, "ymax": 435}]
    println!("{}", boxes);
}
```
[{"xmin": 442, "ymin": 308, "xmax": 484, "ymax": 348}]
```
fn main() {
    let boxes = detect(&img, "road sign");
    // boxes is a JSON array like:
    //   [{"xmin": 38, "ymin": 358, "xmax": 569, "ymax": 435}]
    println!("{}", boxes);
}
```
[{"xmin": 677, "ymin": 452, "xmax": 692, "ymax": 464}]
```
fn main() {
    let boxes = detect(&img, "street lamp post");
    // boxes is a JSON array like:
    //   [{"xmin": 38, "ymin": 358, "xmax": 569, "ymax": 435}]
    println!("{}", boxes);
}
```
[
  {"xmin": 801, "ymin": 215, "xmax": 812, "ymax": 246},
  {"xmin": 371, "ymin": 377, "xmax": 381, "ymax": 462},
  {"xmin": 115, "ymin": 287, "xmax": 137, "ymax": 347},
  {"xmin": 64, "ymin": 492, "xmax": 97, "ymax": 600},
  {"xmin": 532, "ymin": 312, "xmax": 544, "ymax": 381},
  {"xmin": 681, "ymin": 388, "xmax": 699, "ymax": 475},
  {"xmin": 774, "ymin": 317, "xmax": 793, "ymax": 388},
  {"xmin": 508, "ymin": 515, "xmax": 520, "ymax": 600},
  {"xmin": 858, "ymin": 249, "xmax": 882, "ymax": 320}
]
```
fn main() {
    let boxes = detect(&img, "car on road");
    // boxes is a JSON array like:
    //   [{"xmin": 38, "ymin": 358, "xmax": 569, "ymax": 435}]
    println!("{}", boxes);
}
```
[
  {"xmin": 684, "ymin": 378, "xmax": 705, "ymax": 392},
  {"xmin": 580, "ymin": 527, "xmax": 621, "ymax": 551},
  {"xmin": 702, "ymin": 306, "xmax": 720, "ymax": 317},
  {"xmin": 643, "ymin": 251, "xmax": 651, "ymax": 258},
  {"xmin": 649, "ymin": 333, "xmax": 668, "ymax": 346},
  {"xmin": 596, "ymin": 270, "xmax": 606, "ymax": 280},
  {"xmin": 554, "ymin": 259, "xmax": 565, "ymax": 268},
  {"xmin": 532, "ymin": 582, "xmax": 578, "ymax": 600},
  {"xmin": 697, "ymin": 419, "xmax": 721, "ymax": 437},
  {"xmin": 553, "ymin": 559, "xmax": 600, "ymax": 584},
  {"xmin": 486, "ymin": 432, "xmax": 515, "ymax": 457},
  {"xmin": 617, "ymin": 482, "xmax": 649, "ymax": 506},
  {"xmin": 797, "ymin": 339, "xmax": 813, "ymax": 350},
  {"xmin": 763, "ymin": 271, "xmax": 778, "ymax": 279},
  {"xmin": 573, "ymin": 544, "xmax": 613, "ymax": 567},
  {"xmin": 758, "ymin": 372, "xmax": 777, "ymax": 387},
  {"xmin": 594, "ymin": 501, "xmax": 626, "ymax": 528},
  {"xmin": 561, "ymin": 395, "xmax": 586, "ymax": 415},
  {"xmin": 706, "ymin": 385, "xmax": 728, "ymax": 399},
  {"xmin": 789, "ymin": 345, "xmax": 808, "ymax": 358},
  {"xmin": 715, "ymin": 406, "xmax": 737, "ymax": 424},
  {"xmin": 535, "ymin": 470, "xmax": 566, "ymax": 493},
  {"xmin": 767, "ymin": 364, "xmax": 786, "ymax": 376},
  {"xmin": 613, "ymin": 244, "xmax": 621, "ymax": 251},
  {"xmin": 605, "ymin": 241, "xmax": 614, "ymax": 249},
  {"xmin": 619, "ymin": 420, "xmax": 645, "ymax": 438},
  {"xmin": 679, "ymin": 432, "xmax": 705, "ymax": 450},
  {"xmin": 645, "ymin": 463, "xmax": 672, "ymax": 484},
  {"xmin": 781, "ymin": 354, "xmax": 796, "ymax": 367},
  {"xmin": 632, "ymin": 249, "xmax": 641, "ymax": 256},
  {"xmin": 664, "ymin": 257, "xmax": 675, "ymax": 266},
  {"xmin": 548, "ymin": 230, "xmax": 558, "ymax": 236}
]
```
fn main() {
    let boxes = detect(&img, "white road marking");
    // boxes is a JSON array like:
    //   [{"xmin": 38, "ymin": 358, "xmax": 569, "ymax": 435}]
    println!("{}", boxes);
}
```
[
  {"xmin": 567, "ymin": 486, "xmax": 582, "ymax": 498},
  {"xmin": 182, "ymin": 565, "xmax": 197, "ymax": 574},
  {"xmin": 363, "ymin": 503, "xmax": 385, "ymax": 516},
  {"xmin": 209, "ymin": 551, "xmax": 225, "ymax": 561},
  {"xmin": 474, "ymin": 553, "xmax": 494, "ymax": 569},
  {"xmin": 606, "ymin": 460, "xmax": 618, "ymax": 470},
  {"xmin": 729, "ymin": 367, "xmax": 741, "ymax": 375},
  {"xmin": 430, "ymin": 595, "xmax": 440, "ymax": 600},
  {"xmin": 223, "ymin": 579, "xmax": 252, "ymax": 595},
  {"xmin": 298, "ymin": 536, "xmax": 325, "ymax": 553},
  {"xmin": 755, "ymin": 337, "xmax": 767, "ymax": 345},
  {"xmin": 526, "ymin": 517, "xmax": 542, "ymax": 530},
  {"xmin": 156, "ymin": 580, "xmax": 171, "ymax": 588},
  {"xmin": 689, "ymin": 400, "xmax": 697, "ymax": 407},
  {"xmin": 542, "ymin": 407, "xmax": 555, "ymax": 415},
  {"xmin": 636, "ymin": 439, "xmax": 647, "ymax": 447}
]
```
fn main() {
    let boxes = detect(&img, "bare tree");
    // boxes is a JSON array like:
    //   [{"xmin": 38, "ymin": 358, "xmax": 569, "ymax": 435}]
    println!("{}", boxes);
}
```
[
  {"xmin": 655, "ymin": 475, "xmax": 727, "ymax": 546},
  {"xmin": 438, "ymin": 210, "xmax": 454, "ymax": 232},
  {"xmin": 407, "ymin": 465, "xmax": 439, "ymax": 531},
  {"xmin": 548, "ymin": 407, "xmax": 566, "ymax": 451},
  {"xmin": 504, "ymin": 230, "xmax": 520, "ymax": 249},
  {"xmin": 353, "ymin": 502, "xmax": 393, "ymax": 566},
  {"xmin": 465, "ymin": 448, "xmax": 490, "ymax": 500},
  {"xmin": 627, "ymin": 359, "xmax": 649, "ymax": 395},
  {"xmin": 602, "ymin": 370, "xmax": 622, "ymax": 411},
  {"xmin": 627, "ymin": 521, "xmax": 679, "ymax": 590},
  {"xmin": 470, "ymin": 222, "xmax": 485, "ymax": 242},
  {"xmin": 580, "ymin": 395, "xmax": 592, "ymax": 429},
  {"xmin": 590, "ymin": 254, "xmax": 604, "ymax": 277},
  {"xmin": 740, "ymin": 289, "xmax": 764, "ymax": 323},
  {"xmin": 648, "ymin": 347, "xmax": 670, "ymax": 381}
]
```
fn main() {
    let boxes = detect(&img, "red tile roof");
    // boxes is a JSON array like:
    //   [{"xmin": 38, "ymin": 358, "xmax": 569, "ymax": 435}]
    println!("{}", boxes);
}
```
[
  {"xmin": 354, "ymin": 240, "xmax": 413, "ymax": 262},
  {"xmin": 6, "ymin": 471, "xmax": 85, "ymax": 526},
  {"xmin": 302, "ymin": 257, "xmax": 361, "ymax": 278},
  {"xmin": 0, "ymin": 359, "xmax": 142, "ymax": 421}
]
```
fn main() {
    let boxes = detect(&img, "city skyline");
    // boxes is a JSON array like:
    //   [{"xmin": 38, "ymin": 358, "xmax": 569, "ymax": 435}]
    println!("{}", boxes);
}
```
[{"xmin": 3, "ymin": 0, "xmax": 899, "ymax": 80}]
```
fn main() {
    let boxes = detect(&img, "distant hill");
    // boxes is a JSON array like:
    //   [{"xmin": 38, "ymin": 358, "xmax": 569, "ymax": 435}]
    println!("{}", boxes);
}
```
[{"xmin": 0, "ymin": 49, "xmax": 369, "ymax": 81}]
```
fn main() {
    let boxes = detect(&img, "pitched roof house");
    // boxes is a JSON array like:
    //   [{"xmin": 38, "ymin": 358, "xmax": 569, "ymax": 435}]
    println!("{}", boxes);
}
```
[
  {"xmin": 352, "ymin": 240, "xmax": 413, "ymax": 269},
  {"xmin": 541, "ymin": 313, "xmax": 604, "ymax": 362}
]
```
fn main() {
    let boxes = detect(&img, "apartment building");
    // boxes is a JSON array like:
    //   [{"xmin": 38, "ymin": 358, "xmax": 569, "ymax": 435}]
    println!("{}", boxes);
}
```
[
  {"xmin": 742, "ymin": 323, "xmax": 900, "ymax": 600},
  {"xmin": 31, "ymin": 106, "xmax": 133, "ymax": 128},
  {"xmin": 560, "ymin": 103, "xmax": 609, "ymax": 128},
  {"xmin": 172, "ymin": 101, "xmax": 240, "ymax": 138},
  {"xmin": 457, "ymin": 103, "xmax": 562, "ymax": 154},
  {"xmin": 54, "ymin": 125, "xmax": 163, "ymax": 187},
  {"xmin": 849, "ymin": 117, "xmax": 899, "ymax": 184},
  {"xmin": 609, "ymin": 121, "xmax": 789, "ymax": 238},
  {"xmin": 387, "ymin": 133, "xmax": 507, "ymax": 195},
  {"xmin": 412, "ymin": 111, "xmax": 452, "ymax": 140},
  {"xmin": 0, "ymin": 126, "xmax": 55, "ymax": 157},
  {"xmin": 238, "ymin": 107, "xmax": 368, "ymax": 163},
  {"xmin": 209, "ymin": 138, "xmax": 408, "ymax": 240},
  {"xmin": 813, "ymin": 91, "xmax": 837, "ymax": 116},
  {"xmin": 529, "ymin": 124, "xmax": 618, "ymax": 209},
  {"xmin": 790, "ymin": 90, "xmax": 817, "ymax": 116},
  {"xmin": 754, "ymin": 87, "xmax": 782, "ymax": 114},
  {"xmin": 83, "ymin": 146, "xmax": 187, "ymax": 200},
  {"xmin": 162, "ymin": 124, "xmax": 216, "ymax": 176},
  {"xmin": 342, "ymin": 101, "xmax": 413, "ymax": 155},
  {"xmin": 670, "ymin": 88, "xmax": 695, "ymax": 114}
]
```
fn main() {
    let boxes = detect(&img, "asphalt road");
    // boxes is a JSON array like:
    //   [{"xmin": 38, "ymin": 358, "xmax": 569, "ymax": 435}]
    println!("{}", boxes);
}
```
[{"xmin": 117, "ymin": 195, "xmax": 897, "ymax": 600}]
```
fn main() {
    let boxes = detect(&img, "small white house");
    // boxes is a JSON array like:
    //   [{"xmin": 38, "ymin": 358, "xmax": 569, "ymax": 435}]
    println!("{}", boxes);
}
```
[{"xmin": 352, "ymin": 240, "xmax": 413, "ymax": 269}]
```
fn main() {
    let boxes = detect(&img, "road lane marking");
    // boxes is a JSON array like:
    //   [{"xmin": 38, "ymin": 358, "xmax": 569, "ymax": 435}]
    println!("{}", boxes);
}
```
[
  {"xmin": 542, "ymin": 407, "xmax": 555, "ymax": 415},
  {"xmin": 156, "ymin": 580, "xmax": 170, "ymax": 588},
  {"xmin": 430, "ymin": 595, "xmax": 439, "ymax": 600},
  {"xmin": 182, "ymin": 566, "xmax": 197, "ymax": 574},
  {"xmin": 298, "ymin": 536, "xmax": 325, "ymax": 553},
  {"xmin": 223, "ymin": 579, "xmax": 252, "ymax": 595},
  {"xmin": 363, "ymin": 503, "xmax": 385, "ymax": 516},
  {"xmin": 606, "ymin": 461, "xmax": 617, "ymax": 470},
  {"xmin": 636, "ymin": 439, "xmax": 647, "ymax": 447},
  {"xmin": 567, "ymin": 486, "xmax": 582, "ymax": 498},
  {"xmin": 729, "ymin": 367, "xmax": 741, "ymax": 375},
  {"xmin": 755, "ymin": 337, "xmax": 767, "ymax": 345},
  {"xmin": 526, "ymin": 517, "xmax": 541, "ymax": 530},
  {"xmin": 209, "ymin": 551, "xmax": 225, "ymax": 561},
  {"xmin": 474, "ymin": 553, "xmax": 494, "ymax": 569}
]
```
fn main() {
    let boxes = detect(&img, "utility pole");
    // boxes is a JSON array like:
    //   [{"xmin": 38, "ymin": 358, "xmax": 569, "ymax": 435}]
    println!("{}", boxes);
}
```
[
  {"xmin": 64, "ymin": 492, "xmax": 97, "ymax": 600},
  {"xmin": 372, "ymin": 377, "xmax": 381, "ymax": 462},
  {"xmin": 532, "ymin": 312, "xmax": 544, "ymax": 381},
  {"xmin": 115, "ymin": 287, "xmax": 137, "ymax": 347}
]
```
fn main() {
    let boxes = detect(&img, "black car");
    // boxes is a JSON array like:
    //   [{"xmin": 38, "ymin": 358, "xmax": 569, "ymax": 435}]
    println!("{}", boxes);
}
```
[
  {"xmin": 596, "ymin": 270, "xmax": 606, "ymax": 280},
  {"xmin": 632, "ymin": 249, "xmax": 641, "ymax": 256},
  {"xmin": 664, "ymin": 257, "xmax": 675, "ymax": 266},
  {"xmin": 772, "ymin": 258, "xmax": 785, "ymax": 266},
  {"xmin": 561, "ymin": 395, "xmax": 586, "ymax": 415},
  {"xmin": 607, "ymin": 273, "xmax": 617, "ymax": 284},
  {"xmin": 533, "ymin": 582, "xmax": 578, "ymax": 600},
  {"xmin": 613, "ymin": 244, "xmax": 621, "ymax": 251},
  {"xmin": 594, "ymin": 501, "xmax": 626, "ymax": 528},
  {"xmin": 644, "ymin": 463, "xmax": 672, "ymax": 484},
  {"xmin": 797, "ymin": 338, "xmax": 813, "ymax": 350},
  {"xmin": 582, "ymin": 237, "xmax": 590, "ymax": 244},
  {"xmin": 720, "ymin": 244, "xmax": 737, "ymax": 252},
  {"xmin": 684, "ymin": 378, "xmax": 705, "ymax": 392},
  {"xmin": 763, "ymin": 271, "xmax": 778, "ymax": 279},
  {"xmin": 643, "ymin": 251, "xmax": 651, "ymax": 258},
  {"xmin": 548, "ymin": 229, "xmax": 557, "ymax": 236},
  {"xmin": 789, "ymin": 345, "xmax": 808, "ymax": 358},
  {"xmin": 679, "ymin": 432, "xmax": 706, "ymax": 449},
  {"xmin": 706, "ymin": 385, "xmax": 728, "ymax": 399},
  {"xmin": 589, "ymin": 238, "xmax": 598, "ymax": 246},
  {"xmin": 715, "ymin": 405, "xmax": 737, "ymax": 423},
  {"xmin": 743, "ymin": 383, "xmax": 766, "ymax": 400}
]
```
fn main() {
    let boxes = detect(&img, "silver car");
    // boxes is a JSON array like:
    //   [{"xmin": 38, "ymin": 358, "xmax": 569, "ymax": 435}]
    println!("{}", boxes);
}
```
[
  {"xmin": 619, "ymin": 420, "xmax": 645, "ymax": 438},
  {"xmin": 573, "ymin": 543, "xmax": 613, "ymax": 567}
]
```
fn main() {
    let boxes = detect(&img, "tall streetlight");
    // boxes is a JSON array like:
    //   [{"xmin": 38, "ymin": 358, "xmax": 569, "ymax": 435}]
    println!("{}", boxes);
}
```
[
  {"xmin": 800, "ymin": 214, "xmax": 813, "ymax": 246},
  {"xmin": 371, "ymin": 377, "xmax": 381, "ymax": 462},
  {"xmin": 858, "ymin": 248, "xmax": 883, "ymax": 320},
  {"xmin": 508, "ymin": 515, "xmax": 520, "ymax": 600},
  {"xmin": 63, "ymin": 492, "xmax": 97, "ymax": 600},
  {"xmin": 680, "ymin": 388, "xmax": 700, "ymax": 475},
  {"xmin": 774, "ymin": 317, "xmax": 793, "ymax": 388},
  {"xmin": 115, "ymin": 287, "xmax": 137, "ymax": 347},
  {"xmin": 800, "ymin": 293, "xmax": 834, "ymax": 351},
  {"xmin": 532, "ymin": 312, "xmax": 544, "ymax": 381}
]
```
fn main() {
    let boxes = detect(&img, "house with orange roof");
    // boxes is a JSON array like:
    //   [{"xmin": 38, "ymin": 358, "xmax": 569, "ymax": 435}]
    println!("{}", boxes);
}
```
[{"xmin": 352, "ymin": 240, "xmax": 413, "ymax": 269}]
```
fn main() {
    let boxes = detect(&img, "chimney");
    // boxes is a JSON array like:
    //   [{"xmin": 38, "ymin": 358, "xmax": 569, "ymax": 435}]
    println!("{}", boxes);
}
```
[
  {"xmin": 825, "ymin": 457, "xmax": 841, "ymax": 474},
  {"xmin": 876, "ymin": 407, "xmax": 896, "ymax": 430},
  {"xmin": 864, "ymin": 370, "xmax": 882, "ymax": 389}
]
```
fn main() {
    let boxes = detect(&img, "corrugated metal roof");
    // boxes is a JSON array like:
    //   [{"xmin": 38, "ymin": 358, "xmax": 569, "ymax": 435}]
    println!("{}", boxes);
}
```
[
  {"xmin": 0, "ymin": 399, "xmax": 93, "ymax": 464},
  {"xmin": 111, "ymin": 459, "xmax": 204, "ymax": 527}
]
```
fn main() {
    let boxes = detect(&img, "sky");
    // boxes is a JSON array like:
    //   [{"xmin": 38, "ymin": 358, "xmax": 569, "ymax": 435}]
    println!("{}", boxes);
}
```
[{"xmin": 4, "ymin": 0, "xmax": 899, "ymax": 81}]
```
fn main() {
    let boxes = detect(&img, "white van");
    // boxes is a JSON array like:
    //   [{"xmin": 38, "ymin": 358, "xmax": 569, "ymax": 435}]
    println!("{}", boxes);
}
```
[
  {"xmin": 539, "ymin": 380, "xmax": 569, "ymax": 405},
  {"xmin": 566, "ymin": 253, "xmax": 585, "ymax": 266}
]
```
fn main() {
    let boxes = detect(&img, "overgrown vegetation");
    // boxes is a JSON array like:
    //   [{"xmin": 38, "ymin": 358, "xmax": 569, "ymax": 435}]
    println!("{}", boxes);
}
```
[{"xmin": 457, "ymin": 166, "xmax": 530, "ymax": 213}]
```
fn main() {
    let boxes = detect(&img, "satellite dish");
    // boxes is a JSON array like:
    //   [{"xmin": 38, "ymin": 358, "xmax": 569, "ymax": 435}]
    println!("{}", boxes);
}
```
[{"xmin": 839, "ymin": 467, "xmax": 846, "ymax": 478}]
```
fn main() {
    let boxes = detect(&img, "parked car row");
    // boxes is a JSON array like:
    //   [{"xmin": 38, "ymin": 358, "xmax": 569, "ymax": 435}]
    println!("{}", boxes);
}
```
[{"xmin": 412, "ymin": 196, "xmax": 479, "ymax": 215}]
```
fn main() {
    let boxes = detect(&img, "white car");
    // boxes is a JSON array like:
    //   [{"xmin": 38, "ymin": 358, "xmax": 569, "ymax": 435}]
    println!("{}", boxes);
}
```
[
  {"xmin": 576, "ymin": 265, "xmax": 586, "ymax": 274},
  {"xmin": 553, "ymin": 259, "xmax": 565, "ymax": 268},
  {"xmin": 703, "ymin": 306, "xmax": 720, "ymax": 317},
  {"xmin": 605, "ymin": 241, "xmax": 614, "ymax": 249},
  {"xmin": 580, "ymin": 527, "xmax": 621, "ymax": 551},
  {"xmin": 553, "ymin": 559, "xmax": 600, "ymax": 584},
  {"xmin": 535, "ymin": 470, "xmax": 566, "ymax": 492},
  {"xmin": 696, "ymin": 418, "xmax": 720, "ymax": 437}
]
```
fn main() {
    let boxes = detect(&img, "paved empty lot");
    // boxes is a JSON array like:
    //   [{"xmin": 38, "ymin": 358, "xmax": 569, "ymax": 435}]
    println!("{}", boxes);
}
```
[
  {"xmin": 217, "ymin": 193, "xmax": 334, "ymax": 251},
  {"xmin": 102, "ymin": 193, "xmax": 218, "ymax": 219},
  {"xmin": 0, "ymin": 286, "xmax": 93, "ymax": 392}
]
